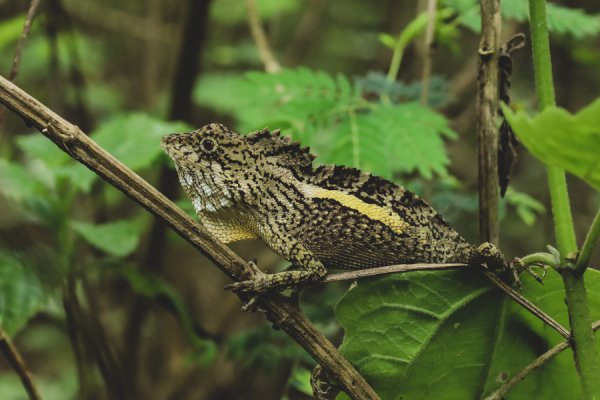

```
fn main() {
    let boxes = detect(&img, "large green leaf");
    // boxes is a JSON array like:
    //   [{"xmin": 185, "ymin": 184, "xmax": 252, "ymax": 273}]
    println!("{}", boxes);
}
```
[
  {"xmin": 0, "ymin": 253, "xmax": 49, "ymax": 335},
  {"xmin": 503, "ymin": 100, "xmax": 600, "ymax": 191},
  {"xmin": 335, "ymin": 269, "xmax": 600, "ymax": 399},
  {"xmin": 91, "ymin": 113, "xmax": 192, "ymax": 171},
  {"xmin": 71, "ymin": 219, "xmax": 143, "ymax": 258}
]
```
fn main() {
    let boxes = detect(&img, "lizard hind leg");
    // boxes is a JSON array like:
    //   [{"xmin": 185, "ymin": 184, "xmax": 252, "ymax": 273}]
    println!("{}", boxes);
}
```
[{"xmin": 475, "ymin": 242, "xmax": 522, "ymax": 289}]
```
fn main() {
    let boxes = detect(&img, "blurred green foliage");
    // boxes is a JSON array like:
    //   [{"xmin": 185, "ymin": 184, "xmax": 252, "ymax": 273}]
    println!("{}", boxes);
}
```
[{"xmin": 0, "ymin": 0, "xmax": 598, "ymax": 399}]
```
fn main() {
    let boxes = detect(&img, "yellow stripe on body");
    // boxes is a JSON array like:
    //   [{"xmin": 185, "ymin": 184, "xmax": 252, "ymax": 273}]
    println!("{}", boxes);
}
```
[{"xmin": 304, "ymin": 184, "xmax": 408, "ymax": 234}]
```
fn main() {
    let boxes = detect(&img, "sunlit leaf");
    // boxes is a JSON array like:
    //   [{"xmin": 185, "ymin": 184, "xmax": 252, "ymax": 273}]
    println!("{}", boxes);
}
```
[
  {"xmin": 16, "ymin": 134, "xmax": 97, "ymax": 193},
  {"xmin": 0, "ymin": 159, "xmax": 44, "ymax": 202},
  {"xmin": 503, "ymin": 99, "xmax": 600, "ymax": 191},
  {"xmin": 92, "ymin": 113, "xmax": 192, "ymax": 171},
  {"xmin": 71, "ymin": 219, "xmax": 143, "ymax": 257}
]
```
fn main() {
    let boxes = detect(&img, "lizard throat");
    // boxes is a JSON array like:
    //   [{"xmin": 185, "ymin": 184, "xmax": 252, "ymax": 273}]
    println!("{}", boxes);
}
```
[{"xmin": 176, "ymin": 167, "xmax": 233, "ymax": 213}]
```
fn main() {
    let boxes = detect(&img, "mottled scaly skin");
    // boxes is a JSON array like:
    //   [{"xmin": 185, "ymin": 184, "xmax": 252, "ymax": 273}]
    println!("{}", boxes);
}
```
[{"xmin": 161, "ymin": 123, "xmax": 507, "ymax": 296}]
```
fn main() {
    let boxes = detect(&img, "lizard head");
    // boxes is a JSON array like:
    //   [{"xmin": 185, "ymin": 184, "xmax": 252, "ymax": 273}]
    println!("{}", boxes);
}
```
[{"xmin": 162, "ymin": 123, "xmax": 316, "ymax": 213}]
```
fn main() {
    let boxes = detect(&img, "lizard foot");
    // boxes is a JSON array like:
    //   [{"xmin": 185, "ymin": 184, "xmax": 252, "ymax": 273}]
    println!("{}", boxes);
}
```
[
  {"xmin": 510, "ymin": 257, "xmax": 547, "ymax": 285},
  {"xmin": 311, "ymin": 365, "xmax": 336, "ymax": 400},
  {"xmin": 224, "ymin": 280, "xmax": 266, "ymax": 311},
  {"xmin": 224, "ymin": 261, "xmax": 269, "ymax": 311},
  {"xmin": 476, "ymin": 242, "xmax": 523, "ymax": 290}
]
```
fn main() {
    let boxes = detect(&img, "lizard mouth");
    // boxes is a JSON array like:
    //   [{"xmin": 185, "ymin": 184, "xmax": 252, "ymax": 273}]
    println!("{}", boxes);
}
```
[{"xmin": 161, "ymin": 133, "xmax": 186, "ymax": 156}]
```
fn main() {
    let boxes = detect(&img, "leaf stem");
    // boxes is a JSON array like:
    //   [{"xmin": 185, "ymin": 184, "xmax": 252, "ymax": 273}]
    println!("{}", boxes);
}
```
[
  {"xmin": 520, "ymin": 252, "xmax": 557, "ymax": 268},
  {"xmin": 528, "ymin": 2, "xmax": 600, "ymax": 397},
  {"xmin": 576, "ymin": 208, "xmax": 600, "ymax": 271},
  {"xmin": 386, "ymin": 13, "xmax": 429, "ymax": 82}
]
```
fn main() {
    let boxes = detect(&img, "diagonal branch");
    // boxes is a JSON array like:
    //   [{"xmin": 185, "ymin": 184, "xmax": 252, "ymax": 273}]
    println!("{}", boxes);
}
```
[{"xmin": 0, "ymin": 75, "xmax": 379, "ymax": 400}]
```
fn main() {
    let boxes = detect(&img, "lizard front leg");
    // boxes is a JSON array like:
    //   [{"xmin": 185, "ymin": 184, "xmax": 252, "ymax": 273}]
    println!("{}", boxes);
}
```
[{"xmin": 225, "ymin": 229, "xmax": 327, "ymax": 297}]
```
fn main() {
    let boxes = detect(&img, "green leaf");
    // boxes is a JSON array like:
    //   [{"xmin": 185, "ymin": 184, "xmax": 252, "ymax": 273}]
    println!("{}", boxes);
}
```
[
  {"xmin": 0, "ymin": 15, "xmax": 31, "ymax": 49},
  {"xmin": 0, "ymin": 159, "xmax": 44, "ymax": 202},
  {"xmin": 71, "ymin": 219, "xmax": 143, "ymax": 257},
  {"xmin": 335, "ymin": 270, "xmax": 498, "ymax": 399},
  {"xmin": 502, "ymin": 99, "xmax": 600, "ymax": 191},
  {"xmin": 17, "ymin": 134, "xmax": 70, "ymax": 166},
  {"xmin": 378, "ymin": 33, "xmax": 397, "ymax": 49},
  {"xmin": 16, "ymin": 134, "xmax": 97, "ymax": 193},
  {"xmin": 442, "ymin": 0, "xmax": 600, "ymax": 38},
  {"xmin": 91, "ymin": 113, "xmax": 192, "ymax": 171},
  {"xmin": 480, "ymin": 270, "xmax": 600, "ymax": 399},
  {"xmin": 335, "ymin": 268, "xmax": 600, "ymax": 399},
  {"xmin": 0, "ymin": 253, "xmax": 49, "ymax": 335},
  {"xmin": 329, "ymin": 102, "xmax": 455, "ymax": 179},
  {"xmin": 287, "ymin": 366, "xmax": 314, "ymax": 396},
  {"xmin": 504, "ymin": 189, "xmax": 546, "ymax": 226},
  {"xmin": 195, "ymin": 69, "xmax": 454, "ymax": 180}
]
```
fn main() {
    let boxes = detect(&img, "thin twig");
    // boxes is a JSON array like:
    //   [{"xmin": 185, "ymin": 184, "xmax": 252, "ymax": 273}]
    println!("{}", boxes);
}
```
[
  {"xmin": 246, "ymin": 0, "xmax": 281, "ymax": 73},
  {"xmin": 324, "ymin": 263, "xmax": 467, "ymax": 283},
  {"xmin": 485, "ymin": 320, "xmax": 600, "ymax": 400},
  {"xmin": 0, "ymin": 0, "xmax": 41, "ymax": 127},
  {"xmin": 419, "ymin": 0, "xmax": 437, "ymax": 105},
  {"xmin": 8, "ymin": 0, "xmax": 41, "ymax": 81},
  {"xmin": 0, "ymin": 326, "xmax": 42, "ymax": 400},
  {"xmin": 0, "ymin": 76, "xmax": 379, "ymax": 400},
  {"xmin": 481, "ymin": 269, "xmax": 569, "ymax": 339}
]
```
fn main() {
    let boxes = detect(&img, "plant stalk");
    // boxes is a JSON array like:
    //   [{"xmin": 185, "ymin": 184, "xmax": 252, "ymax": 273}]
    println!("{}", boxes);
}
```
[
  {"xmin": 561, "ymin": 270, "xmax": 600, "ymax": 398},
  {"xmin": 528, "ymin": 0, "xmax": 576, "ymax": 256},
  {"xmin": 477, "ymin": 0, "xmax": 501, "ymax": 244},
  {"xmin": 528, "ymin": 1, "xmax": 600, "ymax": 398}
]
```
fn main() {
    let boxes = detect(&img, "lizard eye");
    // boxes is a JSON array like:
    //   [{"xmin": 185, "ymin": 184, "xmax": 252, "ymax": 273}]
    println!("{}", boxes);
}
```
[{"xmin": 200, "ymin": 138, "xmax": 217, "ymax": 153}]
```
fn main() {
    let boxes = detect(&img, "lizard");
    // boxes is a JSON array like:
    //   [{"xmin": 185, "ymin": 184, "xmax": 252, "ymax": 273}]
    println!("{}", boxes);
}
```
[{"xmin": 161, "ymin": 123, "xmax": 525, "ymax": 300}]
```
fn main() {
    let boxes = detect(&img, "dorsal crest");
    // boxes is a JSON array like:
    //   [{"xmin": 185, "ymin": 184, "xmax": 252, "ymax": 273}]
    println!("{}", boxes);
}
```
[{"xmin": 246, "ymin": 128, "xmax": 317, "ymax": 172}]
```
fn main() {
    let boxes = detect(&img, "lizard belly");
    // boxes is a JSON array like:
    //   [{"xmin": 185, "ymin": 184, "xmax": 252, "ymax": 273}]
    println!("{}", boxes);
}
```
[{"xmin": 199, "ymin": 208, "xmax": 259, "ymax": 244}]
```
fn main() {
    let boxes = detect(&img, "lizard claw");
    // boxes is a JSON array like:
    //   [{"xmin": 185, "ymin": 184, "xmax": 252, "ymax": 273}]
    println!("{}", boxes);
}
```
[
  {"xmin": 311, "ymin": 365, "xmax": 334, "ymax": 400},
  {"xmin": 223, "ymin": 259, "xmax": 270, "ymax": 311},
  {"xmin": 224, "ymin": 279, "xmax": 258, "ymax": 294},
  {"xmin": 224, "ymin": 280, "xmax": 263, "ymax": 311},
  {"xmin": 511, "ymin": 257, "xmax": 547, "ymax": 285}
]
